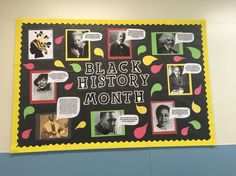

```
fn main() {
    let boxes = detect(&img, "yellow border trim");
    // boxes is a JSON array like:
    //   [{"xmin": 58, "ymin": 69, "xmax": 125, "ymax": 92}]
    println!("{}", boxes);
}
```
[
  {"xmin": 11, "ymin": 20, "xmax": 22, "ymax": 152},
  {"xmin": 11, "ymin": 19, "xmax": 215, "ymax": 153}
]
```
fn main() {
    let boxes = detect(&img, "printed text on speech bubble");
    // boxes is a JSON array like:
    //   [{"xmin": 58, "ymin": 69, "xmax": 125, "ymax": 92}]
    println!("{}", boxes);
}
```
[
  {"xmin": 175, "ymin": 32, "xmax": 194, "ymax": 44},
  {"xmin": 169, "ymin": 107, "xmax": 190, "ymax": 119},
  {"xmin": 48, "ymin": 71, "xmax": 68, "ymax": 83},
  {"xmin": 57, "ymin": 97, "xmax": 80, "ymax": 119},
  {"xmin": 82, "ymin": 32, "xmax": 102, "ymax": 41},
  {"xmin": 182, "ymin": 63, "xmax": 202, "ymax": 74},
  {"xmin": 125, "ymin": 29, "xmax": 146, "ymax": 41},
  {"xmin": 117, "ymin": 114, "xmax": 139, "ymax": 127}
]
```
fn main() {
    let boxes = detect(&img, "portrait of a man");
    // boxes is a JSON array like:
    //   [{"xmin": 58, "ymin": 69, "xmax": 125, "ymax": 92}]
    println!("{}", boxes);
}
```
[
  {"xmin": 151, "ymin": 32, "xmax": 183, "ymax": 55},
  {"xmin": 157, "ymin": 33, "xmax": 178, "ymax": 54},
  {"xmin": 108, "ymin": 29, "xmax": 131, "ymax": 59},
  {"xmin": 167, "ymin": 65, "xmax": 192, "ymax": 95},
  {"xmin": 38, "ymin": 114, "xmax": 69, "ymax": 140},
  {"xmin": 91, "ymin": 110, "xmax": 125, "ymax": 137},
  {"xmin": 95, "ymin": 111, "xmax": 117, "ymax": 135}
]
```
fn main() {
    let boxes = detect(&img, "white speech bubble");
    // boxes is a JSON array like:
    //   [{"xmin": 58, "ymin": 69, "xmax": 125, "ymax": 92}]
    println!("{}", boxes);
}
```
[
  {"xmin": 125, "ymin": 29, "xmax": 146, "ymax": 41},
  {"xmin": 48, "ymin": 71, "xmax": 69, "ymax": 83},
  {"xmin": 82, "ymin": 32, "xmax": 102, "ymax": 41},
  {"xmin": 169, "ymin": 107, "xmax": 190, "ymax": 119},
  {"xmin": 117, "ymin": 114, "xmax": 139, "ymax": 127},
  {"xmin": 182, "ymin": 63, "xmax": 202, "ymax": 74},
  {"xmin": 175, "ymin": 32, "xmax": 194, "ymax": 44},
  {"xmin": 56, "ymin": 97, "xmax": 80, "ymax": 119}
]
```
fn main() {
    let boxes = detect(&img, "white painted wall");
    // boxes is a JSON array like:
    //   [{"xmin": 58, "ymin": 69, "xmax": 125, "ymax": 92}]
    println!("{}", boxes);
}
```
[{"xmin": 1, "ymin": 0, "xmax": 236, "ymax": 152}]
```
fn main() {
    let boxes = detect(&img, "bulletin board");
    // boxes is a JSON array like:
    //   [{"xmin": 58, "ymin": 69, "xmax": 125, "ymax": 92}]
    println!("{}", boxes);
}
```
[{"xmin": 11, "ymin": 19, "xmax": 215, "ymax": 153}]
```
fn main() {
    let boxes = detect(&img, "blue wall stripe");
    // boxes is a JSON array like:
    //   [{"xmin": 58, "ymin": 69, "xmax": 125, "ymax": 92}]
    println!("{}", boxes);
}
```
[{"xmin": 0, "ymin": 145, "xmax": 235, "ymax": 176}]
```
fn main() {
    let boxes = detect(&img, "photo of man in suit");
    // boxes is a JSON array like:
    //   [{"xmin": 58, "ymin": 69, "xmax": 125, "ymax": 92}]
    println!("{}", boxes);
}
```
[
  {"xmin": 169, "ymin": 66, "xmax": 189, "ymax": 94},
  {"xmin": 109, "ymin": 30, "xmax": 130, "ymax": 57},
  {"xmin": 158, "ymin": 33, "xmax": 178, "ymax": 54}
]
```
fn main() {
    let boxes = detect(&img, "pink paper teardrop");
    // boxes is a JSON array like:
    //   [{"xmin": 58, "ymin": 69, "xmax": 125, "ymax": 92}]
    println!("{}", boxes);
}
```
[
  {"xmin": 194, "ymin": 85, "xmax": 202, "ymax": 95},
  {"xmin": 134, "ymin": 123, "xmax": 148, "ymax": 139},
  {"xmin": 55, "ymin": 35, "xmax": 64, "ymax": 44},
  {"xmin": 64, "ymin": 82, "xmax": 74, "ymax": 90},
  {"xmin": 151, "ymin": 64, "xmax": 163, "ymax": 74},
  {"xmin": 181, "ymin": 127, "xmax": 189, "ymax": 136},
  {"xmin": 22, "ymin": 129, "xmax": 32, "ymax": 139},
  {"xmin": 23, "ymin": 63, "xmax": 35, "ymax": 70},
  {"xmin": 173, "ymin": 56, "xmax": 185, "ymax": 62}
]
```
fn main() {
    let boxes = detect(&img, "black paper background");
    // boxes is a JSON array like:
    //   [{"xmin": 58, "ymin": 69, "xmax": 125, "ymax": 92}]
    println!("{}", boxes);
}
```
[{"xmin": 17, "ymin": 23, "xmax": 210, "ymax": 147}]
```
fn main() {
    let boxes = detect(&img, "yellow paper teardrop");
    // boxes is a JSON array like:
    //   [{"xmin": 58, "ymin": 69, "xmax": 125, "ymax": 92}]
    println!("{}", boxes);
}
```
[
  {"xmin": 136, "ymin": 105, "xmax": 147, "ymax": 114},
  {"xmin": 75, "ymin": 121, "xmax": 86, "ymax": 129},
  {"xmin": 192, "ymin": 101, "xmax": 201, "ymax": 113},
  {"xmin": 143, "ymin": 55, "xmax": 158, "ymax": 66},
  {"xmin": 94, "ymin": 48, "xmax": 104, "ymax": 58},
  {"xmin": 54, "ymin": 60, "xmax": 65, "ymax": 68}
]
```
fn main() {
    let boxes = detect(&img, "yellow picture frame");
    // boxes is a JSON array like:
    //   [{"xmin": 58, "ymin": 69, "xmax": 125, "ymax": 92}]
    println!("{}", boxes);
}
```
[{"xmin": 65, "ymin": 29, "xmax": 91, "ymax": 61}]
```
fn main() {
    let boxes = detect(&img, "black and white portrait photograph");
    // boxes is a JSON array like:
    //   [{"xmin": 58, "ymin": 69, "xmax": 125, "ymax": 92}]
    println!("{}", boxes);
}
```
[
  {"xmin": 156, "ymin": 32, "xmax": 181, "ymax": 54},
  {"xmin": 151, "ymin": 101, "xmax": 177, "ymax": 134},
  {"xmin": 66, "ymin": 29, "xmax": 90, "ymax": 60},
  {"xmin": 91, "ymin": 110, "xmax": 125, "ymax": 137},
  {"xmin": 167, "ymin": 64, "xmax": 192, "ymax": 95},
  {"xmin": 28, "ymin": 30, "xmax": 53, "ymax": 59},
  {"xmin": 37, "ymin": 113, "xmax": 69, "ymax": 140},
  {"xmin": 108, "ymin": 29, "xmax": 132, "ymax": 59},
  {"xmin": 30, "ymin": 71, "xmax": 56, "ymax": 104}
]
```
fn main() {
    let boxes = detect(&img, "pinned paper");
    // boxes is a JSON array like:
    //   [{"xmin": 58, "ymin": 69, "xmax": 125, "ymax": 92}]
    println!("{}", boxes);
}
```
[
  {"xmin": 169, "ymin": 107, "xmax": 190, "ymax": 119},
  {"xmin": 173, "ymin": 56, "xmax": 185, "ymax": 62},
  {"xmin": 137, "ymin": 45, "xmax": 147, "ymax": 55},
  {"xmin": 117, "ymin": 115, "xmax": 139, "ymax": 127},
  {"xmin": 143, "ymin": 55, "xmax": 158, "ymax": 66},
  {"xmin": 189, "ymin": 120, "xmax": 201, "ymax": 130},
  {"xmin": 187, "ymin": 47, "xmax": 201, "ymax": 59},
  {"xmin": 151, "ymin": 83, "xmax": 162, "ymax": 96},
  {"xmin": 181, "ymin": 127, "xmax": 189, "ymax": 136},
  {"xmin": 125, "ymin": 29, "xmax": 146, "ymax": 41},
  {"xmin": 182, "ymin": 63, "xmax": 202, "ymax": 74},
  {"xmin": 24, "ymin": 63, "xmax": 35, "ymax": 70},
  {"xmin": 70, "ymin": 63, "xmax": 81, "ymax": 73},
  {"xmin": 64, "ymin": 82, "xmax": 74, "ymax": 90},
  {"xmin": 151, "ymin": 64, "xmax": 163, "ymax": 74},
  {"xmin": 83, "ymin": 32, "xmax": 102, "ymax": 41},
  {"xmin": 192, "ymin": 101, "xmax": 201, "ymax": 113},
  {"xmin": 175, "ymin": 32, "xmax": 194, "ymax": 44},
  {"xmin": 48, "ymin": 71, "xmax": 68, "ymax": 83},
  {"xmin": 136, "ymin": 105, "xmax": 147, "ymax": 114},
  {"xmin": 23, "ymin": 106, "xmax": 35, "ymax": 119},
  {"xmin": 134, "ymin": 123, "xmax": 148, "ymax": 139},
  {"xmin": 75, "ymin": 121, "xmax": 86, "ymax": 129},
  {"xmin": 22, "ymin": 129, "xmax": 32, "ymax": 139},
  {"xmin": 57, "ymin": 97, "xmax": 80, "ymax": 119},
  {"xmin": 194, "ymin": 85, "xmax": 202, "ymax": 95},
  {"xmin": 55, "ymin": 35, "xmax": 64, "ymax": 44},
  {"xmin": 94, "ymin": 48, "xmax": 104, "ymax": 58},
  {"xmin": 54, "ymin": 60, "xmax": 65, "ymax": 68}
]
